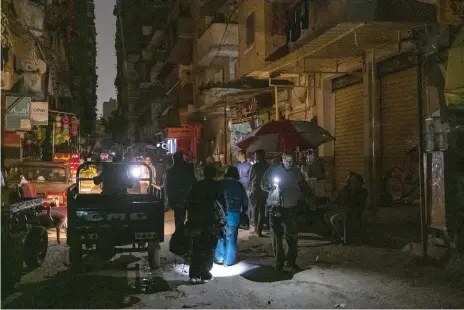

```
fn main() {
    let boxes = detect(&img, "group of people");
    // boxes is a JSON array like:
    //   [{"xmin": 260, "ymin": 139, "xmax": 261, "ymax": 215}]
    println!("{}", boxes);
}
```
[
  {"xmin": 94, "ymin": 149, "xmax": 369, "ymax": 284},
  {"xmin": 165, "ymin": 149, "xmax": 318, "ymax": 284}
]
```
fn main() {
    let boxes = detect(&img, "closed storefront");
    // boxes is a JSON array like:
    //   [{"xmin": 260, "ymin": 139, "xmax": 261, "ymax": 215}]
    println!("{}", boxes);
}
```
[
  {"xmin": 380, "ymin": 67, "xmax": 419, "ymax": 175},
  {"xmin": 333, "ymin": 79, "xmax": 364, "ymax": 190}
]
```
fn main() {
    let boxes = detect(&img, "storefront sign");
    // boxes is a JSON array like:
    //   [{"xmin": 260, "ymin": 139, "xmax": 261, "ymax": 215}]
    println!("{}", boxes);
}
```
[
  {"xmin": 230, "ymin": 102, "xmax": 257, "ymax": 124},
  {"xmin": 6, "ymin": 96, "xmax": 31, "ymax": 130},
  {"xmin": 53, "ymin": 153, "xmax": 80, "ymax": 181},
  {"xmin": 30, "ymin": 101, "xmax": 48, "ymax": 125},
  {"xmin": 165, "ymin": 127, "xmax": 193, "ymax": 139}
]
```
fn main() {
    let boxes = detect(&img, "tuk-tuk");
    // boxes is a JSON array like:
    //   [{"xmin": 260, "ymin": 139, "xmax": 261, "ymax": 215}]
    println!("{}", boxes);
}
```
[{"xmin": 66, "ymin": 162, "xmax": 164, "ymax": 270}]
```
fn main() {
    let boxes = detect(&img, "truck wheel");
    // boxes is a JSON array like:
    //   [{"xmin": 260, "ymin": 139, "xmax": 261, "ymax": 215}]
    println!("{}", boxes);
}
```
[
  {"xmin": 69, "ymin": 244, "xmax": 83, "ymax": 271},
  {"xmin": 148, "ymin": 241, "xmax": 161, "ymax": 270},
  {"xmin": 24, "ymin": 226, "xmax": 48, "ymax": 268}
]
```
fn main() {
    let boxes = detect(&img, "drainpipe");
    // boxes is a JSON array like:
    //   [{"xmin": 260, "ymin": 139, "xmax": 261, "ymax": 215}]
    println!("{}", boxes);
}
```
[
  {"xmin": 415, "ymin": 36, "xmax": 428, "ymax": 259},
  {"xmin": 223, "ymin": 103, "xmax": 228, "ymax": 165},
  {"xmin": 269, "ymin": 77, "xmax": 279, "ymax": 120}
]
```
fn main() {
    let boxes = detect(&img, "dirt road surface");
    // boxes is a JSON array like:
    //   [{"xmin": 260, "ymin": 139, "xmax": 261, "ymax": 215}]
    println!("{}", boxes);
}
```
[{"xmin": 2, "ymin": 211, "xmax": 464, "ymax": 309}]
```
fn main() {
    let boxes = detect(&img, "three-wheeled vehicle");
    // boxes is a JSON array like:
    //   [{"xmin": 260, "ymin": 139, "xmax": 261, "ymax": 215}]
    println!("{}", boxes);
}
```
[{"xmin": 66, "ymin": 162, "xmax": 164, "ymax": 270}]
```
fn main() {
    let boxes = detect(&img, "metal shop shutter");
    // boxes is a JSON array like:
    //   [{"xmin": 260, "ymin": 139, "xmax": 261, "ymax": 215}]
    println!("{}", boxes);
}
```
[
  {"xmin": 380, "ymin": 68, "xmax": 419, "ymax": 175},
  {"xmin": 334, "ymin": 83, "xmax": 364, "ymax": 190}
]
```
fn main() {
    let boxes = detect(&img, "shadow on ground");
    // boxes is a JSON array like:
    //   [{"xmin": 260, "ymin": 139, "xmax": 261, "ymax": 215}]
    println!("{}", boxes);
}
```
[
  {"xmin": 2, "ymin": 270, "xmax": 133, "ymax": 309},
  {"xmin": 2, "ymin": 254, "xmax": 146, "ymax": 309},
  {"xmin": 240, "ymin": 265, "xmax": 294, "ymax": 283}
]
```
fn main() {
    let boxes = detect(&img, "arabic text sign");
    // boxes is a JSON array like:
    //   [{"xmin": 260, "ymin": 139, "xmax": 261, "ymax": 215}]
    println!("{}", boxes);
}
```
[
  {"xmin": 6, "ymin": 96, "xmax": 31, "ymax": 130},
  {"xmin": 30, "ymin": 101, "xmax": 48, "ymax": 125},
  {"xmin": 53, "ymin": 153, "xmax": 79, "ymax": 163},
  {"xmin": 230, "ymin": 102, "xmax": 257, "ymax": 124}
]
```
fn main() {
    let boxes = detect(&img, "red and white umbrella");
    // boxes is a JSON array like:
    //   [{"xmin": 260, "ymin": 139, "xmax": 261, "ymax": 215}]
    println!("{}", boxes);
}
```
[{"xmin": 236, "ymin": 120, "xmax": 334, "ymax": 152}]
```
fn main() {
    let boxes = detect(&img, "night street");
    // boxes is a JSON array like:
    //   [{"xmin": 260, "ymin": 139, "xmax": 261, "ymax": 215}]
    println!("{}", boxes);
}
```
[
  {"xmin": 2, "ymin": 0, "xmax": 464, "ymax": 308},
  {"xmin": 2, "ymin": 210, "xmax": 464, "ymax": 309}
]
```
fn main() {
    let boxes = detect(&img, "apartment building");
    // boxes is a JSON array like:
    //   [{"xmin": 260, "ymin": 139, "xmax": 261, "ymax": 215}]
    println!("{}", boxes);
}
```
[{"xmin": 237, "ymin": 0, "xmax": 464, "ymax": 250}]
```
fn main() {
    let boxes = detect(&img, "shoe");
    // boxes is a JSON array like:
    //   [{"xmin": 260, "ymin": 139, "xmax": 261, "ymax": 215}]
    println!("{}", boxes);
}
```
[
  {"xmin": 275, "ymin": 263, "xmax": 284, "ymax": 271},
  {"xmin": 286, "ymin": 263, "xmax": 303, "ymax": 272},
  {"xmin": 190, "ymin": 277, "xmax": 201, "ymax": 284},
  {"xmin": 201, "ymin": 272, "xmax": 214, "ymax": 282},
  {"xmin": 215, "ymin": 259, "xmax": 224, "ymax": 265}
]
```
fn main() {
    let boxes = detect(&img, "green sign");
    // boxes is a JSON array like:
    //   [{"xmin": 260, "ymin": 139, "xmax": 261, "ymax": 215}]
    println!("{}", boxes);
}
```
[{"xmin": 6, "ymin": 96, "xmax": 31, "ymax": 130}]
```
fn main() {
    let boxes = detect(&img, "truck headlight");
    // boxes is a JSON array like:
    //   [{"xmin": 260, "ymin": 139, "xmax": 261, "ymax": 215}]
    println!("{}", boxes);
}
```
[{"xmin": 130, "ymin": 167, "xmax": 141, "ymax": 178}]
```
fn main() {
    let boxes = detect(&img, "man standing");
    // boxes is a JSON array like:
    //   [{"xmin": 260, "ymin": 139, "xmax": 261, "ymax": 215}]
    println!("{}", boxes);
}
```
[
  {"xmin": 165, "ymin": 152, "xmax": 197, "ymax": 230},
  {"xmin": 261, "ymin": 152, "xmax": 309, "ymax": 272},
  {"xmin": 249, "ymin": 149, "xmax": 270, "ymax": 237},
  {"xmin": 235, "ymin": 150, "xmax": 251, "ymax": 189},
  {"xmin": 235, "ymin": 149, "xmax": 252, "ymax": 229}
]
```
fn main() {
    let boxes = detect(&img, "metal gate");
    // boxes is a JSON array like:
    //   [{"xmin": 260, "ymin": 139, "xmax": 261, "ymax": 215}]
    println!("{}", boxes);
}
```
[
  {"xmin": 334, "ymin": 83, "xmax": 364, "ymax": 190},
  {"xmin": 380, "ymin": 67, "xmax": 420, "ymax": 202},
  {"xmin": 380, "ymin": 68, "xmax": 419, "ymax": 170}
]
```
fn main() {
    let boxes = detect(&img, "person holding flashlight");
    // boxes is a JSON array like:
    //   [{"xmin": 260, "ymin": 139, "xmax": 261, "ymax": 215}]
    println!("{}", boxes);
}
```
[{"xmin": 261, "ymin": 152, "xmax": 311, "ymax": 272}]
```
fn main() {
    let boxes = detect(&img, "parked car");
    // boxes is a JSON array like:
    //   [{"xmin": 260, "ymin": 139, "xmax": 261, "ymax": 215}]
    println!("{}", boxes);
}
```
[{"xmin": 7, "ymin": 161, "xmax": 74, "ymax": 207}]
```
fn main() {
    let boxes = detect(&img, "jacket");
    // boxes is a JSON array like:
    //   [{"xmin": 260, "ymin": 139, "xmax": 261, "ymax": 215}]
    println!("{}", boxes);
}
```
[
  {"xmin": 221, "ymin": 178, "xmax": 249, "ymax": 214},
  {"xmin": 165, "ymin": 161, "xmax": 196, "ymax": 207},
  {"xmin": 261, "ymin": 163, "xmax": 306, "ymax": 208},
  {"xmin": 185, "ymin": 179, "xmax": 226, "ymax": 231},
  {"xmin": 249, "ymin": 160, "xmax": 270, "ymax": 200},
  {"xmin": 235, "ymin": 161, "xmax": 252, "ymax": 189}
]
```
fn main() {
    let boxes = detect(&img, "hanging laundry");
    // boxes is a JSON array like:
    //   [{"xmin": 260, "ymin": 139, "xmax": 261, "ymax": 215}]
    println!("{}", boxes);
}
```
[
  {"xmin": 301, "ymin": 0, "xmax": 309, "ymax": 30},
  {"xmin": 291, "ymin": 4, "xmax": 302, "ymax": 42}
]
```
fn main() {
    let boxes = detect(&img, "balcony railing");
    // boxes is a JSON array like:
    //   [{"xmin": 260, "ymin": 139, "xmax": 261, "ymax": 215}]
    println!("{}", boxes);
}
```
[{"xmin": 197, "ymin": 23, "xmax": 238, "ymax": 67}]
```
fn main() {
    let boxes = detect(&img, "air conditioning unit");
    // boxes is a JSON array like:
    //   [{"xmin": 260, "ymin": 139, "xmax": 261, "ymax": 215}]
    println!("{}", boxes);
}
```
[{"xmin": 1, "ymin": 71, "xmax": 12, "ymax": 90}]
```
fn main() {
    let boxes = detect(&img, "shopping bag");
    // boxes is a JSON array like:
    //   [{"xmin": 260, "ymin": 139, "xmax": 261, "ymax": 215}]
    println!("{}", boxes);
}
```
[{"xmin": 169, "ymin": 225, "xmax": 191, "ymax": 257}]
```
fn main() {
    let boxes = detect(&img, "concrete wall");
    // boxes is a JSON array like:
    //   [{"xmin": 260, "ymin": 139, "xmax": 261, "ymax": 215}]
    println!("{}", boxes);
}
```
[{"xmin": 238, "ymin": 0, "xmax": 267, "ymax": 76}]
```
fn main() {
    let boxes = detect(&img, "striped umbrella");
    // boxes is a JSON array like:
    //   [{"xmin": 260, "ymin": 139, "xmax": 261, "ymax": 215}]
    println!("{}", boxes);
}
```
[{"xmin": 237, "ymin": 120, "xmax": 334, "ymax": 153}]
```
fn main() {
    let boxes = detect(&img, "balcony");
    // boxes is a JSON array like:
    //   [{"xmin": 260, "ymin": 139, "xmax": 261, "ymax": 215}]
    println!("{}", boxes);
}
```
[
  {"xmin": 141, "ymin": 30, "xmax": 164, "ymax": 60},
  {"xmin": 251, "ymin": 0, "xmax": 437, "ymax": 78},
  {"xmin": 197, "ymin": 23, "xmax": 238, "ymax": 67},
  {"xmin": 177, "ymin": 17, "xmax": 195, "ymax": 39}
]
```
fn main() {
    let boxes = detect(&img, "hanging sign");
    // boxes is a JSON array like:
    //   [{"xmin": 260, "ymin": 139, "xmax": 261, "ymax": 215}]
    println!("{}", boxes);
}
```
[
  {"xmin": 230, "ymin": 102, "xmax": 257, "ymax": 124},
  {"xmin": 165, "ymin": 127, "xmax": 193, "ymax": 139},
  {"xmin": 6, "ymin": 96, "xmax": 31, "ymax": 130},
  {"xmin": 30, "ymin": 101, "xmax": 48, "ymax": 125}
]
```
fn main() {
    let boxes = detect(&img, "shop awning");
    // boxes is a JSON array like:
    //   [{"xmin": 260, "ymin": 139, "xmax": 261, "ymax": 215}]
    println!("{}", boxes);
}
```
[{"xmin": 249, "ymin": 22, "xmax": 425, "ymax": 78}]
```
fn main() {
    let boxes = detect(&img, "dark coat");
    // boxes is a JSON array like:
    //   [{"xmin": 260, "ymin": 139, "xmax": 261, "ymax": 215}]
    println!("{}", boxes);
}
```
[{"xmin": 165, "ymin": 161, "xmax": 196, "ymax": 207}]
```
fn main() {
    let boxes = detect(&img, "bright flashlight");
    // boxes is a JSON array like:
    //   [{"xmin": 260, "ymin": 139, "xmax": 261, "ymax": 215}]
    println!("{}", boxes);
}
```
[
  {"xmin": 130, "ymin": 166, "xmax": 141, "ymax": 178},
  {"xmin": 273, "ymin": 177, "xmax": 280, "ymax": 185}
]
